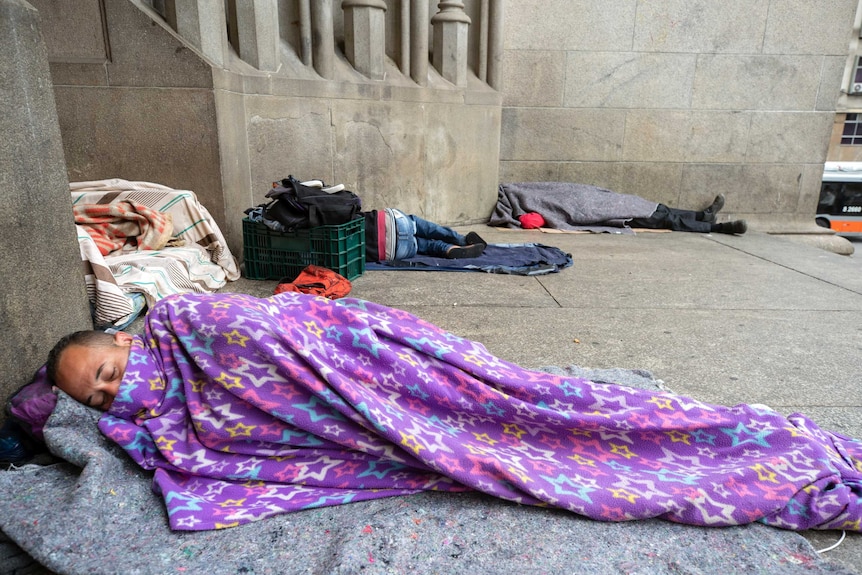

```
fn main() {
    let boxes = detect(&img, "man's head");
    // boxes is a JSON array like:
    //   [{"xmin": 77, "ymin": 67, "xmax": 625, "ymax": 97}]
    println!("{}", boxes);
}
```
[{"xmin": 46, "ymin": 330, "xmax": 134, "ymax": 411}]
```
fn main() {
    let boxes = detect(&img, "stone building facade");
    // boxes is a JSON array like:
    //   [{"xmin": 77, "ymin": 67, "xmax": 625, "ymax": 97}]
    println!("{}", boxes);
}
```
[
  {"xmin": 500, "ymin": 0, "xmax": 857, "ymax": 234},
  {"xmin": 1, "ymin": 0, "xmax": 860, "ymax": 420},
  {"xmin": 826, "ymin": 0, "xmax": 862, "ymax": 162},
  {"xmin": 29, "ymin": 0, "xmax": 862, "ymax": 250}
]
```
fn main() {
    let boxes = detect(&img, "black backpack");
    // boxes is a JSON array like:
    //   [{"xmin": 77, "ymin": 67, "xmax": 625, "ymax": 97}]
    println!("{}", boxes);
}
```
[{"xmin": 264, "ymin": 176, "xmax": 362, "ymax": 230}]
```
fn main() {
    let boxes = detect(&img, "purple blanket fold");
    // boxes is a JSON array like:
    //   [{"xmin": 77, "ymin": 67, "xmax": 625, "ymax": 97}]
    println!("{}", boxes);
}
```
[{"xmin": 99, "ymin": 292, "xmax": 862, "ymax": 532}]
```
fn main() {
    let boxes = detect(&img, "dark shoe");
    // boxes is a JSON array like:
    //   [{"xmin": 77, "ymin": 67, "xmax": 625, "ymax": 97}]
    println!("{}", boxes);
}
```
[
  {"xmin": 446, "ymin": 243, "xmax": 485, "ymax": 259},
  {"xmin": 702, "ymin": 194, "xmax": 726, "ymax": 223},
  {"xmin": 465, "ymin": 231, "xmax": 487, "ymax": 247},
  {"xmin": 716, "ymin": 219, "xmax": 747, "ymax": 235}
]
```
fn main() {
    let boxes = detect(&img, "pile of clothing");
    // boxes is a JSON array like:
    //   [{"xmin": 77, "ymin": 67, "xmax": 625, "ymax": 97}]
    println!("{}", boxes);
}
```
[{"xmin": 71, "ymin": 179, "xmax": 240, "ymax": 329}]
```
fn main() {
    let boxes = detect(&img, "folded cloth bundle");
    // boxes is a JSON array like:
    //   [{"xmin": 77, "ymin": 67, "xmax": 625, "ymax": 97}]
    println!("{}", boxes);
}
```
[{"xmin": 73, "ymin": 200, "xmax": 173, "ymax": 256}]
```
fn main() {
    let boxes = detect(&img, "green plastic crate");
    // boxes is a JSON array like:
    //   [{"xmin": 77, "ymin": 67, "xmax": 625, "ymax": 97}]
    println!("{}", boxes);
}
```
[{"xmin": 242, "ymin": 217, "xmax": 365, "ymax": 281}]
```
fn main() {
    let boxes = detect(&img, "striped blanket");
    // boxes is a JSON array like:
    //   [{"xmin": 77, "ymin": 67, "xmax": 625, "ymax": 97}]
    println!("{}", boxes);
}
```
[
  {"xmin": 71, "ymin": 179, "xmax": 240, "ymax": 328},
  {"xmin": 101, "ymin": 291, "xmax": 862, "ymax": 532}
]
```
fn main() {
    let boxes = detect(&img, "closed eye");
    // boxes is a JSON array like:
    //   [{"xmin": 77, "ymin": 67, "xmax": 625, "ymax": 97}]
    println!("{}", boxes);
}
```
[{"xmin": 85, "ymin": 392, "xmax": 103, "ymax": 408}]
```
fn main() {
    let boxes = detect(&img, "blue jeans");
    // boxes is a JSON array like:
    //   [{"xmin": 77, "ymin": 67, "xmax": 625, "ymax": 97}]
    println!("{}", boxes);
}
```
[{"xmin": 390, "ymin": 209, "xmax": 466, "ymax": 259}]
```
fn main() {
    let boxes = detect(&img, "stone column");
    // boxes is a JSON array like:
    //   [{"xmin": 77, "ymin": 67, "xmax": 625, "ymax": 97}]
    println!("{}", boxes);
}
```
[
  {"xmin": 311, "ymin": 0, "xmax": 335, "ymax": 79},
  {"xmin": 0, "ymin": 0, "xmax": 92, "ymax": 408},
  {"xmin": 431, "ymin": 1, "xmax": 471, "ymax": 86},
  {"xmin": 298, "ymin": 0, "xmax": 312, "ymax": 66},
  {"xmin": 399, "ymin": 0, "xmax": 410, "ymax": 76},
  {"xmin": 233, "ymin": 0, "xmax": 280, "ymax": 72},
  {"xmin": 163, "ymin": 0, "xmax": 228, "ymax": 68},
  {"xmin": 342, "ymin": 0, "xmax": 387, "ymax": 80},
  {"xmin": 486, "ymin": 0, "xmax": 504, "ymax": 90},
  {"xmin": 478, "ymin": 0, "xmax": 488, "ymax": 82},
  {"xmin": 410, "ymin": 0, "xmax": 429, "ymax": 86}
]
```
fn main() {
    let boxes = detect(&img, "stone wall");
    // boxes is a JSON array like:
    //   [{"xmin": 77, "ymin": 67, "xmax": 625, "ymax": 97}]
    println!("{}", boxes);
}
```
[
  {"xmin": 498, "ymin": 0, "xmax": 857, "ymax": 231},
  {"xmin": 34, "ymin": 0, "xmax": 502, "ymax": 254},
  {"xmin": 0, "ymin": 0, "xmax": 92, "ymax": 413},
  {"xmin": 30, "ymin": 0, "xmax": 861, "ymax": 241},
  {"xmin": 32, "ymin": 0, "xmax": 228, "ymax": 240},
  {"xmin": 215, "ymin": 73, "xmax": 501, "ymax": 249}
]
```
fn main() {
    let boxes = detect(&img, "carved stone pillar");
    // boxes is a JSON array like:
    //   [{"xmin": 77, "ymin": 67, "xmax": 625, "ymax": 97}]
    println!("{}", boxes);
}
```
[
  {"xmin": 342, "ymin": 0, "xmax": 387, "ymax": 80},
  {"xmin": 164, "ymin": 0, "xmax": 228, "ymax": 68},
  {"xmin": 410, "ymin": 0, "xmax": 429, "ymax": 86},
  {"xmin": 399, "ymin": 0, "xmax": 410, "ymax": 76},
  {"xmin": 431, "ymin": 1, "xmax": 471, "ymax": 86},
  {"xmin": 233, "ymin": 0, "xmax": 280, "ymax": 72},
  {"xmin": 311, "ymin": 0, "xmax": 335, "ymax": 79},
  {"xmin": 298, "ymin": 0, "xmax": 312, "ymax": 66},
  {"xmin": 486, "ymin": 0, "xmax": 504, "ymax": 90}
]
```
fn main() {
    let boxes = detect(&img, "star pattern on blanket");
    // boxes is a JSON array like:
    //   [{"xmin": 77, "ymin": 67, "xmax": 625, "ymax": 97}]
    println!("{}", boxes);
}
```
[{"xmin": 98, "ymin": 292, "xmax": 862, "ymax": 532}]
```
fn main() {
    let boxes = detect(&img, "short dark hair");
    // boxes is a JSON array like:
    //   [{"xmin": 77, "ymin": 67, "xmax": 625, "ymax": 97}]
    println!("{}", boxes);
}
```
[{"xmin": 45, "ymin": 330, "xmax": 116, "ymax": 384}]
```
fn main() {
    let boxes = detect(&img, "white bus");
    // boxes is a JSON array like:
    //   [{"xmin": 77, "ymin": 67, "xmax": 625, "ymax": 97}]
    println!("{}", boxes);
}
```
[{"xmin": 816, "ymin": 162, "xmax": 862, "ymax": 233}]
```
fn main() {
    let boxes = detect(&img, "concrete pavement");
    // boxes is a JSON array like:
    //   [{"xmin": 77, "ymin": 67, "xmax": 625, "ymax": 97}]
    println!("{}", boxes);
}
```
[{"xmin": 228, "ymin": 226, "xmax": 862, "ymax": 573}]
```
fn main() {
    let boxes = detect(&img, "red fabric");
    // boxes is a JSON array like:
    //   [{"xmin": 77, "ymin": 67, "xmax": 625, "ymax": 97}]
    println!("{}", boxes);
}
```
[
  {"xmin": 274, "ymin": 265, "xmax": 352, "ymax": 299},
  {"xmin": 518, "ymin": 212, "xmax": 545, "ymax": 229},
  {"xmin": 376, "ymin": 212, "xmax": 386, "ymax": 261}
]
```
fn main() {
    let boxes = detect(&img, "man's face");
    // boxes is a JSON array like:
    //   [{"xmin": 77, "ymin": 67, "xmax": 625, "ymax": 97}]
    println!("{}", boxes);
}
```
[{"xmin": 55, "ymin": 332, "xmax": 133, "ymax": 411}]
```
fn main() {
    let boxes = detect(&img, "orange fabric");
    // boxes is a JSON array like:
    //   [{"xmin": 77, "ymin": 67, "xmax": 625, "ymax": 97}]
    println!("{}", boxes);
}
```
[{"xmin": 274, "ymin": 265, "xmax": 352, "ymax": 299}]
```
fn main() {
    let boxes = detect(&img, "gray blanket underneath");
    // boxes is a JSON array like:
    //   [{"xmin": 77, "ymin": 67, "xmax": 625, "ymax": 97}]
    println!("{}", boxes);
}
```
[
  {"xmin": 0, "ymin": 367, "xmax": 853, "ymax": 575},
  {"xmin": 490, "ymin": 182, "xmax": 659, "ymax": 233}
]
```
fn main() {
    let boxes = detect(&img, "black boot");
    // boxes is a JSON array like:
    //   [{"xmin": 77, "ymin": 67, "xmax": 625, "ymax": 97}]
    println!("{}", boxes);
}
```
[
  {"xmin": 465, "ymin": 231, "xmax": 487, "ymax": 247},
  {"xmin": 712, "ymin": 220, "xmax": 747, "ymax": 235},
  {"xmin": 701, "ymin": 194, "xmax": 726, "ymax": 223},
  {"xmin": 446, "ymin": 243, "xmax": 486, "ymax": 259}
]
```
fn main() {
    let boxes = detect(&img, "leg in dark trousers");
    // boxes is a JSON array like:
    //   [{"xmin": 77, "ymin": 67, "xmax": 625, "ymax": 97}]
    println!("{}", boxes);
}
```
[
  {"xmin": 629, "ymin": 204, "xmax": 712, "ymax": 232},
  {"xmin": 630, "ymin": 204, "xmax": 747, "ymax": 235}
]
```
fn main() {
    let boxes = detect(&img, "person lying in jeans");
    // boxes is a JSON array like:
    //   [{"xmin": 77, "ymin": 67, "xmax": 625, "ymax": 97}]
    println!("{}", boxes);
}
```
[{"xmin": 363, "ymin": 208, "xmax": 487, "ymax": 261}]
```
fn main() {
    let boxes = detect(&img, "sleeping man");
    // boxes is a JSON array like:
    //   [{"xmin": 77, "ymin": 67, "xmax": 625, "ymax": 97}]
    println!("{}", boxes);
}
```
[
  {"xmin": 45, "ymin": 291, "xmax": 861, "ymax": 532},
  {"xmin": 491, "ymin": 182, "xmax": 748, "ymax": 234},
  {"xmin": 48, "ymin": 330, "xmax": 132, "ymax": 412}
]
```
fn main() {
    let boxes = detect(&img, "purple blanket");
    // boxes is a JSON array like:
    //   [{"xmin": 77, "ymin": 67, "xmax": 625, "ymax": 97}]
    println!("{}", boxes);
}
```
[{"xmin": 100, "ymin": 292, "xmax": 862, "ymax": 532}]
